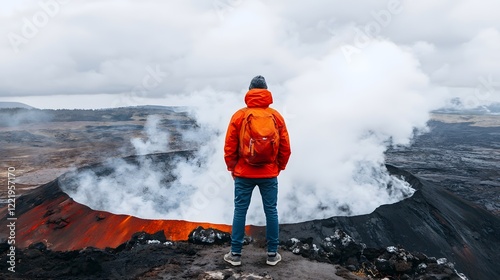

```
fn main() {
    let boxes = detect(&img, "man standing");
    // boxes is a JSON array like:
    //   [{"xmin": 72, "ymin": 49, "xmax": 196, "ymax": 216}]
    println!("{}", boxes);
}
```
[{"xmin": 223, "ymin": 75, "xmax": 291, "ymax": 266}]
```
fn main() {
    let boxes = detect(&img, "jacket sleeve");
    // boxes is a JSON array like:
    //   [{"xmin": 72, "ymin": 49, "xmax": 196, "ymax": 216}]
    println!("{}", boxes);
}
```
[
  {"xmin": 274, "ymin": 111, "xmax": 291, "ymax": 171},
  {"xmin": 224, "ymin": 110, "xmax": 243, "ymax": 171}
]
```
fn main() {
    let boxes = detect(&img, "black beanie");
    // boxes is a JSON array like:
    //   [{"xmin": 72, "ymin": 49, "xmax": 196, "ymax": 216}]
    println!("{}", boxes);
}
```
[{"xmin": 249, "ymin": 75, "xmax": 268, "ymax": 89}]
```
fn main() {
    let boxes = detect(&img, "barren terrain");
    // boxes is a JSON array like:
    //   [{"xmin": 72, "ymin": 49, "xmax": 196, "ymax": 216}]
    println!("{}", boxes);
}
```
[
  {"xmin": 386, "ymin": 114, "xmax": 500, "ymax": 215},
  {"xmin": 0, "ymin": 107, "xmax": 195, "ymax": 202}
]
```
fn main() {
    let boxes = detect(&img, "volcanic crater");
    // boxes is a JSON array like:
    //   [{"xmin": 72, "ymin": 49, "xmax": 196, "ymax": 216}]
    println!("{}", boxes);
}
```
[
  {"xmin": 1, "ymin": 151, "xmax": 499, "ymax": 279},
  {"xmin": 1, "ymin": 107, "xmax": 499, "ymax": 279}
]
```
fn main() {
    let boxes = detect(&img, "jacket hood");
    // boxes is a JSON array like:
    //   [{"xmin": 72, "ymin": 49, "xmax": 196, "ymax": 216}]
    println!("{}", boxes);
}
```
[{"xmin": 244, "ymin": 88, "xmax": 273, "ymax": 108}]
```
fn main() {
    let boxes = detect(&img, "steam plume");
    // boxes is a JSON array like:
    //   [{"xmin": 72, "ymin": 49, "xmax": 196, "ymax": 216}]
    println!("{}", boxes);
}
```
[{"xmin": 63, "ymin": 39, "xmax": 446, "ymax": 225}]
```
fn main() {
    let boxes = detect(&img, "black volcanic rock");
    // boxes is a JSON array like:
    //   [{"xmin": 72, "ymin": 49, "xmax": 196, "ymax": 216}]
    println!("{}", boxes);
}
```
[
  {"xmin": 278, "ymin": 165, "xmax": 500, "ymax": 280},
  {"xmin": 281, "ymin": 231, "xmax": 467, "ymax": 279},
  {"xmin": 0, "ymin": 239, "xmax": 196, "ymax": 279},
  {"xmin": 121, "ymin": 230, "xmax": 170, "ymax": 250},
  {"xmin": 188, "ymin": 226, "xmax": 231, "ymax": 245}
]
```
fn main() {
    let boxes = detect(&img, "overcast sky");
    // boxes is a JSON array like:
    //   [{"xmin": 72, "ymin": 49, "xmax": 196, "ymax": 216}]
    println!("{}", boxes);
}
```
[{"xmin": 0, "ymin": 0, "xmax": 499, "ymax": 109}]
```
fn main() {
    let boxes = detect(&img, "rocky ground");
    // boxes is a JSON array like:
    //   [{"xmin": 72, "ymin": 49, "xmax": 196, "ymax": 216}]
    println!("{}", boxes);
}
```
[
  {"xmin": 0, "ymin": 227, "xmax": 467, "ymax": 280},
  {"xmin": 4, "ymin": 238, "xmax": 346, "ymax": 280}
]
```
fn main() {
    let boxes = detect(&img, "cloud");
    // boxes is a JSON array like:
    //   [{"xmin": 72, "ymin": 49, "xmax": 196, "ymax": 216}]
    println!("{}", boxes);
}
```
[{"xmin": 0, "ymin": 0, "xmax": 498, "ymax": 108}]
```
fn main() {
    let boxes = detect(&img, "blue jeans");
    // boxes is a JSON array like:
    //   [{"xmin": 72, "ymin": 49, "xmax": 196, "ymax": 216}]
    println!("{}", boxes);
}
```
[{"xmin": 231, "ymin": 177, "xmax": 279, "ymax": 254}]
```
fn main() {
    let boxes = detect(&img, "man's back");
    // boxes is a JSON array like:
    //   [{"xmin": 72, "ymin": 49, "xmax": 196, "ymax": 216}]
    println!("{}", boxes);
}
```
[{"xmin": 224, "ymin": 87, "xmax": 291, "ymax": 178}]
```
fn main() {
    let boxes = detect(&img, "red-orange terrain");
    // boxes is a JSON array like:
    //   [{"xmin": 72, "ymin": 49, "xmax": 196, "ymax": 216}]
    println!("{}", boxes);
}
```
[{"xmin": 1, "ymin": 177, "xmax": 259, "ymax": 250}]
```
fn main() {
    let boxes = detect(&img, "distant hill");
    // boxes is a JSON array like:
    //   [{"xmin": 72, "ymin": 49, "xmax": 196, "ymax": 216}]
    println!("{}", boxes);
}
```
[
  {"xmin": 0, "ymin": 106, "xmax": 194, "ymax": 127},
  {"xmin": 134, "ymin": 105, "xmax": 189, "ymax": 112},
  {"xmin": 0, "ymin": 102, "xmax": 35, "ymax": 109},
  {"xmin": 434, "ymin": 100, "xmax": 500, "ymax": 115}
]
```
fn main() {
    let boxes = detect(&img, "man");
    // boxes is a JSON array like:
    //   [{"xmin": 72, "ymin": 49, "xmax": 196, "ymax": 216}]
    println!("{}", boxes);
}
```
[{"xmin": 223, "ymin": 75, "xmax": 291, "ymax": 266}]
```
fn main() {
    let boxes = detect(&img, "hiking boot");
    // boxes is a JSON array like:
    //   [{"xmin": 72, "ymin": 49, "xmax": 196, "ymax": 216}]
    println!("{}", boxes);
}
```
[
  {"xmin": 224, "ymin": 252, "xmax": 242, "ymax": 266},
  {"xmin": 266, "ymin": 252, "xmax": 281, "ymax": 266}
]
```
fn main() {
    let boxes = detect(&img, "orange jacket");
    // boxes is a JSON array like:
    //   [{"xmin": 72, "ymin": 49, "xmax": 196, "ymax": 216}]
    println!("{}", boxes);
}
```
[{"xmin": 224, "ymin": 88, "xmax": 291, "ymax": 178}]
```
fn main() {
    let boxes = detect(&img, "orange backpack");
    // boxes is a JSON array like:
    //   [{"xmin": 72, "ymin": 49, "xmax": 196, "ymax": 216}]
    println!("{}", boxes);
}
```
[{"xmin": 239, "ymin": 108, "xmax": 280, "ymax": 166}]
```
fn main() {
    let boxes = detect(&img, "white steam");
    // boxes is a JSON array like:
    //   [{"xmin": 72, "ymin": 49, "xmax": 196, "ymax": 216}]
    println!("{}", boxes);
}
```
[
  {"xmin": 70, "ymin": 157, "xmax": 183, "ymax": 218},
  {"xmin": 63, "ymin": 39, "xmax": 447, "ymax": 225},
  {"xmin": 130, "ymin": 115, "xmax": 170, "ymax": 155}
]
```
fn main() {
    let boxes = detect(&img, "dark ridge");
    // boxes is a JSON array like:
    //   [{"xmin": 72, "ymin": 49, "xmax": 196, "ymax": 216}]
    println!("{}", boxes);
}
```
[{"xmin": 279, "ymin": 164, "xmax": 500, "ymax": 280}]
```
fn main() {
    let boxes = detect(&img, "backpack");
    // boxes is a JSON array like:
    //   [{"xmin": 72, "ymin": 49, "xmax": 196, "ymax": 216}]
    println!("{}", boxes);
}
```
[{"xmin": 239, "ymin": 108, "xmax": 280, "ymax": 166}]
